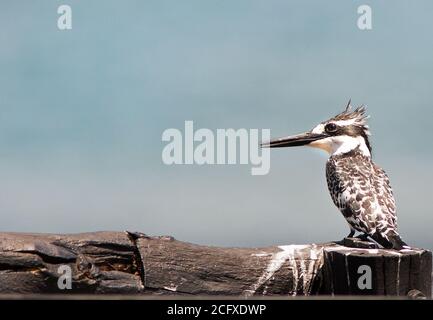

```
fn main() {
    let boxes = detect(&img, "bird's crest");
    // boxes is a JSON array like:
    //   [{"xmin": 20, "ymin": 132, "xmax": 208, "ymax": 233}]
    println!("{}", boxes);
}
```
[{"xmin": 327, "ymin": 99, "xmax": 370, "ymax": 134}]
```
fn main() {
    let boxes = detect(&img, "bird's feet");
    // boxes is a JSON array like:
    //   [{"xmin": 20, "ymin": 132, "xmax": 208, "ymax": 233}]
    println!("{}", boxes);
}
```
[
  {"xmin": 355, "ymin": 233, "xmax": 370, "ymax": 241},
  {"xmin": 346, "ymin": 229, "xmax": 355, "ymax": 238},
  {"xmin": 338, "ymin": 236, "xmax": 379, "ymax": 249}
]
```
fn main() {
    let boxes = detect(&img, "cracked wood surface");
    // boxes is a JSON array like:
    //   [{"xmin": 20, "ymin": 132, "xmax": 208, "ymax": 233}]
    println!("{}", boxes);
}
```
[{"xmin": 0, "ymin": 231, "xmax": 431, "ymax": 297}]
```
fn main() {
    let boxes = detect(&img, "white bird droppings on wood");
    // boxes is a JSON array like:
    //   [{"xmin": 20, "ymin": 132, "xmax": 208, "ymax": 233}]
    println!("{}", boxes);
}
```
[{"xmin": 244, "ymin": 245, "xmax": 323, "ymax": 296}]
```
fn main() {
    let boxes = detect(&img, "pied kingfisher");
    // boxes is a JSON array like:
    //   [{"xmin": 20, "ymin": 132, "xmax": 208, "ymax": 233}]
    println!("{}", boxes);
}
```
[{"xmin": 262, "ymin": 101, "xmax": 410, "ymax": 250}]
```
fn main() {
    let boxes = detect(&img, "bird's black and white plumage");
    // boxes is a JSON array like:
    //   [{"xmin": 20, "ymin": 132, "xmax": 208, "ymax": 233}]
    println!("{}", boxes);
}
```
[
  {"xmin": 262, "ymin": 101, "xmax": 410, "ymax": 250},
  {"xmin": 326, "ymin": 146, "xmax": 407, "ymax": 249}
]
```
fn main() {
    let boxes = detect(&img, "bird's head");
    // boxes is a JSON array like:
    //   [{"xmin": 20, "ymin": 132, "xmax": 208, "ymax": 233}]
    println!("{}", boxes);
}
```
[{"xmin": 262, "ymin": 100, "xmax": 372, "ymax": 157}]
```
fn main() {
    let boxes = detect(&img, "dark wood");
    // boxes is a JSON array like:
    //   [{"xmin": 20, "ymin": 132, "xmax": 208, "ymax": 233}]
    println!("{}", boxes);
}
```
[
  {"xmin": 320, "ymin": 244, "xmax": 431, "ymax": 297},
  {"xmin": 0, "ymin": 231, "xmax": 431, "ymax": 297}
]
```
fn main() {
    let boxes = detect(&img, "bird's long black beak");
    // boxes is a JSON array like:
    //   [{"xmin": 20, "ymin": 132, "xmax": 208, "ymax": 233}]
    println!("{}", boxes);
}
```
[{"xmin": 261, "ymin": 132, "xmax": 329, "ymax": 148}]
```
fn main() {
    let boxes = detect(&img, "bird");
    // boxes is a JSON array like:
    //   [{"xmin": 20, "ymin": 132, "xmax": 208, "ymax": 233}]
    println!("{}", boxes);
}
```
[{"xmin": 262, "ymin": 100, "xmax": 410, "ymax": 250}]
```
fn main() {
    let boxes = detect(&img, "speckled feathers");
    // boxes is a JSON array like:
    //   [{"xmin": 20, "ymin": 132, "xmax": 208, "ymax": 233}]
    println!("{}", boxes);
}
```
[{"xmin": 326, "ymin": 147, "xmax": 407, "ymax": 249}]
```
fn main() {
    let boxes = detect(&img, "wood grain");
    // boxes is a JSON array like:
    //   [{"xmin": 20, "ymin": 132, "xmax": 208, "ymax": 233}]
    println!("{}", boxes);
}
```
[{"xmin": 0, "ymin": 232, "xmax": 430, "ymax": 298}]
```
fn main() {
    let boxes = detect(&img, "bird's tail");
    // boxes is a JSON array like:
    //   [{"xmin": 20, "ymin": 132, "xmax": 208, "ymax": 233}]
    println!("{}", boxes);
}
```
[{"xmin": 371, "ymin": 231, "xmax": 411, "ymax": 251}]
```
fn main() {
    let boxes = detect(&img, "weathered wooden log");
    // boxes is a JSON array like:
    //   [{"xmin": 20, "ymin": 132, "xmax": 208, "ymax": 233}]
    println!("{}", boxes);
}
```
[{"xmin": 0, "ymin": 231, "xmax": 431, "ymax": 297}]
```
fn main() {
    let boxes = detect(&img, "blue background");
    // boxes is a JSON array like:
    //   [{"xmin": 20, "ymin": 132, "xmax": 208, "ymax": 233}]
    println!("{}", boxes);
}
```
[{"xmin": 1, "ymin": 1, "xmax": 432, "ymax": 250}]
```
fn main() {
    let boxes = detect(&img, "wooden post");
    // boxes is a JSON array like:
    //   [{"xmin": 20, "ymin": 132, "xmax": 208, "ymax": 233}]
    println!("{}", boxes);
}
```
[{"xmin": 0, "ymin": 231, "xmax": 431, "ymax": 297}]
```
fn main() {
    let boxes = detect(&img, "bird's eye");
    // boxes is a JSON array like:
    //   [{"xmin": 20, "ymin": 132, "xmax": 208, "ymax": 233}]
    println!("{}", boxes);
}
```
[{"xmin": 325, "ymin": 123, "xmax": 338, "ymax": 133}]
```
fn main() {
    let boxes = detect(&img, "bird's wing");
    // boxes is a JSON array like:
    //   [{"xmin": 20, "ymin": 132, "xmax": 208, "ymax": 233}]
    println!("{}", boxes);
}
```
[
  {"xmin": 326, "ymin": 156, "xmax": 397, "ymax": 236},
  {"xmin": 371, "ymin": 164, "xmax": 398, "ymax": 232}
]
